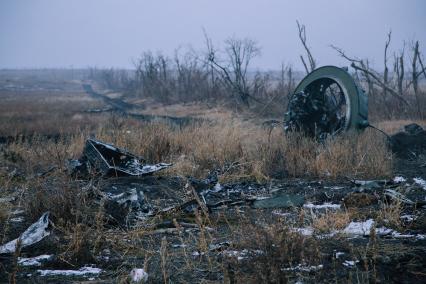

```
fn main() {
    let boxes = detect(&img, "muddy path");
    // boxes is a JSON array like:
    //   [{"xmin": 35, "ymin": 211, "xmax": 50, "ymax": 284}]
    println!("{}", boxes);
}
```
[
  {"xmin": 82, "ymin": 84, "xmax": 135, "ymax": 111},
  {"xmin": 82, "ymin": 84, "xmax": 204, "ymax": 127}
]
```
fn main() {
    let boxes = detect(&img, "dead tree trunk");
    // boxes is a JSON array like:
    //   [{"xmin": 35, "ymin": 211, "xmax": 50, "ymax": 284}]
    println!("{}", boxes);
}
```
[
  {"xmin": 411, "ymin": 41, "xmax": 421, "ymax": 117},
  {"xmin": 383, "ymin": 31, "xmax": 391, "ymax": 100}
]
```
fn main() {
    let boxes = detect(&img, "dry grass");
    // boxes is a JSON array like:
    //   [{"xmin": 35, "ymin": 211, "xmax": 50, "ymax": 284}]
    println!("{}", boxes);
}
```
[
  {"xmin": 0, "ymin": 89, "xmax": 108, "ymax": 136},
  {"xmin": 377, "ymin": 200, "xmax": 403, "ymax": 230},
  {"xmin": 311, "ymin": 210, "xmax": 352, "ymax": 234},
  {"xmin": 228, "ymin": 216, "xmax": 320, "ymax": 283},
  {"xmin": 131, "ymin": 100, "xmax": 233, "ymax": 120},
  {"xmin": 0, "ymin": 80, "xmax": 395, "ymax": 181},
  {"xmin": 311, "ymin": 130, "xmax": 392, "ymax": 179},
  {"xmin": 0, "ymin": 203, "xmax": 11, "ymax": 227},
  {"xmin": 3, "ymin": 116, "xmax": 393, "ymax": 181},
  {"xmin": 375, "ymin": 119, "xmax": 426, "ymax": 134}
]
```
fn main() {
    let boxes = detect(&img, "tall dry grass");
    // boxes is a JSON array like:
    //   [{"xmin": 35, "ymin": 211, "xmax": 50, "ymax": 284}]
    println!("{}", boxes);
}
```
[{"xmin": 3, "ymin": 116, "xmax": 392, "ymax": 181}]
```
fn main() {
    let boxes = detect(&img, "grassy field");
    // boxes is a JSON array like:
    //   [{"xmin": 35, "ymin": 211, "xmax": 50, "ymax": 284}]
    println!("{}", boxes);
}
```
[{"xmin": 0, "ymin": 75, "xmax": 425, "ymax": 283}]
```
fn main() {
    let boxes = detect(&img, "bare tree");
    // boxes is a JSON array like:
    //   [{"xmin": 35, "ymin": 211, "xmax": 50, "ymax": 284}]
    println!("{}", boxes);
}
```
[
  {"xmin": 277, "ymin": 63, "xmax": 295, "ymax": 97},
  {"xmin": 393, "ymin": 48, "xmax": 405, "ymax": 98},
  {"xmin": 412, "ymin": 41, "xmax": 420, "ymax": 96},
  {"xmin": 205, "ymin": 33, "xmax": 262, "ymax": 107},
  {"xmin": 296, "ymin": 20, "xmax": 316, "ymax": 74},
  {"xmin": 332, "ymin": 35, "xmax": 426, "ymax": 118},
  {"xmin": 330, "ymin": 44, "xmax": 410, "ymax": 106},
  {"xmin": 133, "ymin": 52, "xmax": 173, "ymax": 102},
  {"xmin": 174, "ymin": 48, "xmax": 210, "ymax": 102},
  {"xmin": 410, "ymin": 40, "xmax": 425, "ymax": 117}
]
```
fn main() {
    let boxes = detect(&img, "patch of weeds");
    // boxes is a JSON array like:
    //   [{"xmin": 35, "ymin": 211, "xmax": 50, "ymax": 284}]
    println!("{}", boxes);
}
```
[
  {"xmin": 312, "ymin": 210, "xmax": 351, "ymax": 234},
  {"xmin": 377, "ymin": 199, "xmax": 403, "ymax": 230},
  {"xmin": 229, "ymin": 217, "xmax": 320, "ymax": 283}
]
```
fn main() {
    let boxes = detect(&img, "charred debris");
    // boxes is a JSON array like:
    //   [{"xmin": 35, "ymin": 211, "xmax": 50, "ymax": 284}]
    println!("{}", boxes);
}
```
[
  {"xmin": 1, "ymin": 67, "xmax": 426, "ymax": 283},
  {"xmin": 284, "ymin": 66, "xmax": 426, "ymax": 159},
  {"xmin": 68, "ymin": 138, "xmax": 171, "ymax": 178},
  {"xmin": 284, "ymin": 66, "xmax": 369, "ymax": 139}
]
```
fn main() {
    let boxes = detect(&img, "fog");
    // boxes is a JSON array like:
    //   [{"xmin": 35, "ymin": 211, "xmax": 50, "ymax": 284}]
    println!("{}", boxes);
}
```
[{"xmin": 1, "ymin": 0, "xmax": 425, "ymax": 70}]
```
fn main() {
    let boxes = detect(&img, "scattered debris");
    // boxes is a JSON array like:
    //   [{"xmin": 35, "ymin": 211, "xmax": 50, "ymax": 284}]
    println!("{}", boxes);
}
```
[
  {"xmin": 130, "ymin": 268, "xmax": 148, "ymax": 283},
  {"xmin": 0, "ymin": 212, "xmax": 50, "ymax": 254},
  {"xmin": 342, "ymin": 260, "xmax": 359, "ymax": 267},
  {"xmin": 390, "ymin": 123, "xmax": 426, "ymax": 157},
  {"xmin": 0, "ymin": 196, "xmax": 15, "ymax": 203},
  {"xmin": 390, "ymin": 232, "xmax": 425, "ymax": 240},
  {"xmin": 413, "ymin": 177, "xmax": 426, "ymax": 190},
  {"xmin": 252, "ymin": 193, "xmax": 304, "ymax": 209},
  {"xmin": 335, "ymin": 252, "xmax": 345, "ymax": 259},
  {"xmin": 400, "ymin": 214, "xmax": 416, "ymax": 222},
  {"xmin": 69, "ymin": 139, "xmax": 171, "ymax": 177},
  {"xmin": 353, "ymin": 179, "xmax": 388, "ymax": 189},
  {"xmin": 101, "ymin": 186, "xmax": 149, "ymax": 226},
  {"xmin": 343, "ymin": 192, "xmax": 378, "ymax": 208},
  {"xmin": 222, "ymin": 249, "xmax": 264, "ymax": 261},
  {"xmin": 385, "ymin": 189, "xmax": 414, "ymax": 205},
  {"xmin": 18, "ymin": 255, "xmax": 53, "ymax": 267}
]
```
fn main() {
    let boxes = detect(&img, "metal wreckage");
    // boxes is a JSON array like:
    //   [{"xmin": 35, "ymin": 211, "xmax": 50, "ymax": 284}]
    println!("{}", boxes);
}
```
[
  {"xmin": 284, "ymin": 65, "xmax": 369, "ymax": 139},
  {"xmin": 284, "ymin": 65, "xmax": 426, "ymax": 156}
]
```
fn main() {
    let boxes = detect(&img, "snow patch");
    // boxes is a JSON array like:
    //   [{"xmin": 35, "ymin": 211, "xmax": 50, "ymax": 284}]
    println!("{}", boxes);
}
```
[
  {"xmin": 10, "ymin": 217, "xmax": 24, "ymax": 223},
  {"xmin": 343, "ymin": 219, "xmax": 374, "ymax": 236},
  {"xmin": 303, "ymin": 202, "xmax": 341, "ymax": 209},
  {"xmin": 342, "ymin": 219, "xmax": 424, "ymax": 240},
  {"xmin": 223, "ymin": 249, "xmax": 263, "ymax": 261},
  {"xmin": 18, "ymin": 255, "xmax": 53, "ymax": 266},
  {"xmin": 130, "ymin": 268, "xmax": 148, "ymax": 283},
  {"xmin": 37, "ymin": 266, "xmax": 101, "ymax": 277},
  {"xmin": 400, "ymin": 214, "xmax": 416, "ymax": 222},
  {"xmin": 413, "ymin": 177, "xmax": 426, "ymax": 190},
  {"xmin": 282, "ymin": 264, "xmax": 323, "ymax": 272},
  {"xmin": 294, "ymin": 227, "xmax": 314, "ymax": 236},
  {"xmin": 393, "ymin": 176, "xmax": 406, "ymax": 183},
  {"xmin": 272, "ymin": 210, "xmax": 291, "ymax": 217}
]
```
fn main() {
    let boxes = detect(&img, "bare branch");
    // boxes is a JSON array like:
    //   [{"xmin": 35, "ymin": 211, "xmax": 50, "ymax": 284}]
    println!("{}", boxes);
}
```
[
  {"xmin": 349, "ymin": 62, "xmax": 410, "ymax": 106},
  {"xmin": 296, "ymin": 20, "xmax": 316, "ymax": 73},
  {"xmin": 417, "ymin": 49, "xmax": 426, "ymax": 80},
  {"xmin": 300, "ymin": 55, "xmax": 309, "ymax": 75}
]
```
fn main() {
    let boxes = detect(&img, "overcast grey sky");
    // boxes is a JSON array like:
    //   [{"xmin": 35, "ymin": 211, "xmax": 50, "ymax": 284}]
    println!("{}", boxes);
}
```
[{"xmin": 1, "ymin": 0, "xmax": 425, "ymax": 70}]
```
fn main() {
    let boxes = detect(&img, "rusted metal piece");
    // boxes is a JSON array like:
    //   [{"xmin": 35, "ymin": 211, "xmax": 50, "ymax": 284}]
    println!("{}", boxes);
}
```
[{"xmin": 285, "ymin": 66, "xmax": 368, "ymax": 139}]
